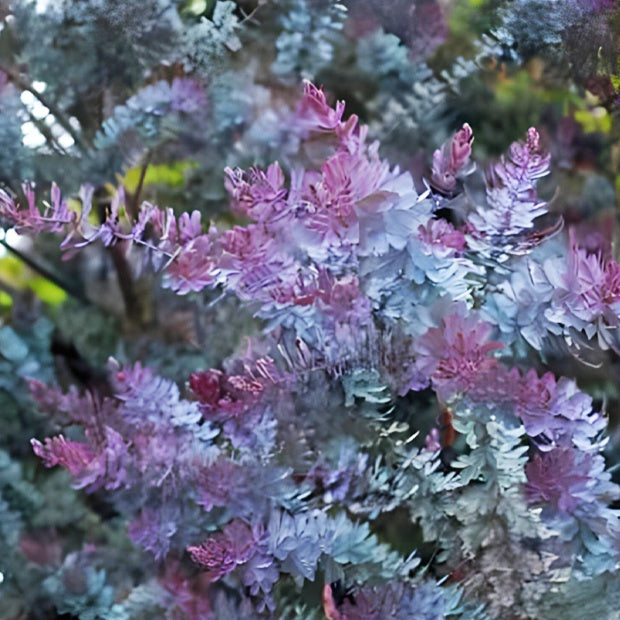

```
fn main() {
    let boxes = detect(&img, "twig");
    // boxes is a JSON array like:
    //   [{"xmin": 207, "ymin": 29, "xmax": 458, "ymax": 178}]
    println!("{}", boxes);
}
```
[
  {"xmin": 24, "ymin": 109, "xmax": 68, "ymax": 156},
  {"xmin": 239, "ymin": 0, "xmax": 266, "ymax": 25},
  {"xmin": 129, "ymin": 151, "xmax": 152, "ymax": 220}
]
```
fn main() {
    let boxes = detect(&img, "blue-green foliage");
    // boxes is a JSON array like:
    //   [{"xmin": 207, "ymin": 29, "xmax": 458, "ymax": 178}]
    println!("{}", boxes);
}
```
[
  {"xmin": 495, "ymin": 0, "xmax": 583, "ymax": 59},
  {"xmin": 0, "ymin": 317, "xmax": 55, "ymax": 444},
  {"xmin": 355, "ymin": 30, "xmax": 448, "ymax": 150},
  {"xmin": 271, "ymin": 0, "xmax": 347, "ymax": 81},
  {"xmin": 0, "ymin": 82, "xmax": 33, "ymax": 187},
  {"xmin": 183, "ymin": 1, "xmax": 242, "ymax": 72}
]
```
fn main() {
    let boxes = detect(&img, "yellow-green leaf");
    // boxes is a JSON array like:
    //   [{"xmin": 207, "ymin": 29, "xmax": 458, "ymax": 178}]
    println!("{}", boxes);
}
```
[
  {"xmin": 0, "ymin": 255, "xmax": 66, "ymax": 306},
  {"xmin": 574, "ymin": 107, "xmax": 612, "ymax": 134},
  {"xmin": 123, "ymin": 161, "xmax": 198, "ymax": 193},
  {"xmin": 29, "ymin": 277, "xmax": 67, "ymax": 306}
]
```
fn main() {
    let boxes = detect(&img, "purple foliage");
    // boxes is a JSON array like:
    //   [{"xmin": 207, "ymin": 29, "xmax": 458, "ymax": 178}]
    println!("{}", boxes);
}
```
[
  {"xmin": 0, "ymin": 182, "xmax": 75, "ymax": 234},
  {"xmin": 31, "ymin": 436, "xmax": 98, "ymax": 483},
  {"xmin": 31, "ymin": 427, "xmax": 128, "ymax": 492},
  {"xmin": 417, "ymin": 219, "xmax": 466, "ymax": 255},
  {"xmin": 431, "ymin": 123, "xmax": 474, "ymax": 193},
  {"xmin": 128, "ymin": 508, "xmax": 178, "ymax": 561},
  {"xmin": 577, "ymin": 0, "xmax": 617, "ymax": 11},
  {"xmin": 515, "ymin": 371, "xmax": 605, "ymax": 450},
  {"xmin": 187, "ymin": 520, "xmax": 258, "ymax": 581},
  {"xmin": 294, "ymin": 81, "xmax": 352, "ymax": 139},
  {"xmin": 195, "ymin": 458, "xmax": 244, "ymax": 512},
  {"xmin": 11, "ymin": 81, "xmax": 620, "ymax": 616},
  {"xmin": 404, "ymin": 311, "xmax": 504, "ymax": 401},
  {"xmin": 469, "ymin": 127, "xmax": 551, "ymax": 238},
  {"xmin": 525, "ymin": 447, "xmax": 593, "ymax": 514},
  {"xmin": 545, "ymin": 231, "xmax": 620, "ymax": 329}
]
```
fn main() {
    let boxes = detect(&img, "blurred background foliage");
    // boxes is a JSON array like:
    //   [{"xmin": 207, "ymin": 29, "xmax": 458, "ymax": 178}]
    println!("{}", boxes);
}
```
[{"xmin": 0, "ymin": 0, "xmax": 618, "ymax": 617}]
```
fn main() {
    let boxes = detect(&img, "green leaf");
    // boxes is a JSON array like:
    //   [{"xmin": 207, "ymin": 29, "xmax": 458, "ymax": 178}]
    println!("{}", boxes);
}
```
[
  {"xmin": 574, "ymin": 107, "xmax": 612, "ymax": 134},
  {"xmin": 30, "ymin": 277, "xmax": 67, "ymax": 306},
  {"xmin": 122, "ymin": 161, "xmax": 198, "ymax": 192}
]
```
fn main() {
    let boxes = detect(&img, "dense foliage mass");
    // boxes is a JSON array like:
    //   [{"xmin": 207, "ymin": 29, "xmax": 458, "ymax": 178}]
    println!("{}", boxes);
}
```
[{"xmin": 0, "ymin": 1, "xmax": 619, "ymax": 619}]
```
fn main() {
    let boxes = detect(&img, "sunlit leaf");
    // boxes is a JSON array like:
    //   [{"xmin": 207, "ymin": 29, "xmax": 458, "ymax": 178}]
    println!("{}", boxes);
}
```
[{"xmin": 122, "ymin": 161, "xmax": 198, "ymax": 192}]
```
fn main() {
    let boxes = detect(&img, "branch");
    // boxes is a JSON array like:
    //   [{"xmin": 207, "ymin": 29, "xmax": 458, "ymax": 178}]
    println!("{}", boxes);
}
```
[
  {"xmin": 0, "ymin": 62, "xmax": 91, "ymax": 154},
  {"xmin": 24, "ymin": 109, "xmax": 68, "ymax": 156},
  {"xmin": 108, "ymin": 243, "xmax": 149, "ymax": 327},
  {"xmin": 0, "ymin": 238, "xmax": 90, "ymax": 305}
]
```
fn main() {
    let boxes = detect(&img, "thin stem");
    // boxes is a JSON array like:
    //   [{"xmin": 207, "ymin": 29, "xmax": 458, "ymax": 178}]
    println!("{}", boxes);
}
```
[
  {"xmin": 132, "ymin": 237, "xmax": 174, "ymax": 258},
  {"xmin": 129, "ymin": 151, "xmax": 152, "ymax": 220},
  {"xmin": 607, "ymin": 462, "xmax": 620, "ymax": 474},
  {"xmin": 239, "ymin": 3, "xmax": 262, "ymax": 25}
]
